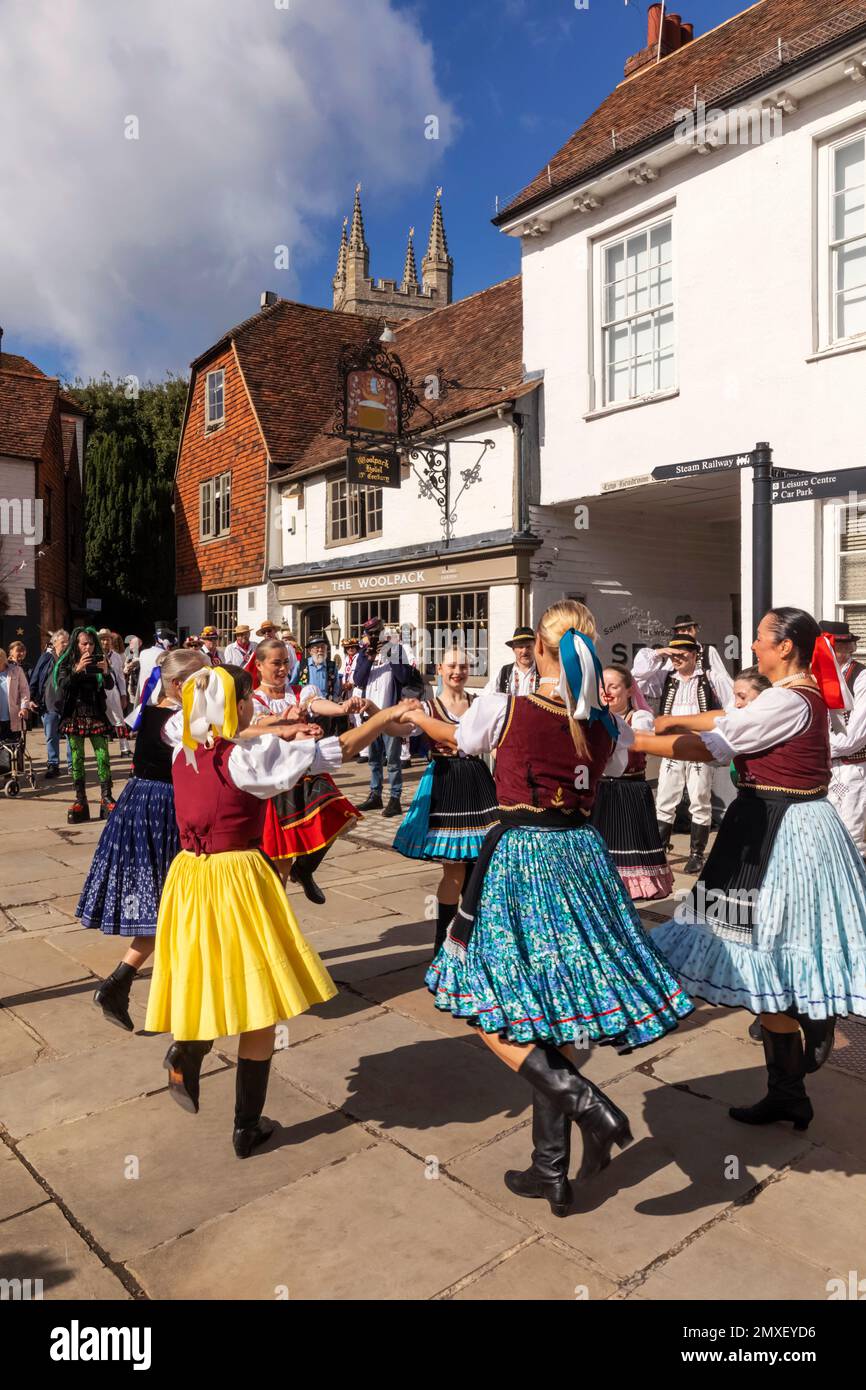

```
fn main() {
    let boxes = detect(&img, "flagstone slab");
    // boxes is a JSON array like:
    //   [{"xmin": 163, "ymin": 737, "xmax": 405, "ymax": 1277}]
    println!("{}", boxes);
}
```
[
  {"xmin": 306, "ymin": 915, "xmax": 434, "ymax": 982},
  {"xmin": 353, "ymin": 962, "xmax": 487, "ymax": 1042},
  {"xmin": 130, "ymin": 1143, "xmax": 525, "ymax": 1301},
  {"xmin": 638, "ymin": 1219, "xmax": 835, "ymax": 1300},
  {"xmin": 452, "ymin": 1238, "xmax": 617, "ymax": 1301},
  {"xmin": 4, "ymin": 988, "xmax": 140, "ymax": 1057},
  {"xmin": 0, "ymin": 936, "xmax": 90, "ymax": 999},
  {"xmin": 0, "ymin": 1031, "xmax": 226, "ymax": 1140},
  {"xmin": 0, "ymin": 871, "xmax": 86, "ymax": 908},
  {"xmin": 19, "ymin": 1067, "xmax": 371, "ymax": 1262},
  {"xmin": 51, "ymin": 926, "xmax": 149, "ymax": 978},
  {"xmin": 4, "ymin": 904, "xmax": 79, "ymax": 933},
  {"xmin": 272, "ymin": 1009, "xmax": 527, "ymax": 1160},
  {"xmin": 0, "ymin": 1148, "xmax": 49, "ymax": 1221},
  {"xmin": 0, "ymin": 1007, "xmax": 42, "ymax": 1076},
  {"xmin": 730, "ymin": 1163, "xmax": 866, "ymax": 1275},
  {"xmin": 0, "ymin": 1203, "xmax": 129, "ymax": 1299}
]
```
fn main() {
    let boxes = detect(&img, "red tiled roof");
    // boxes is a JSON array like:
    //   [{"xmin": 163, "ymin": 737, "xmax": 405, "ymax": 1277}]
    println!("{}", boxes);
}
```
[
  {"xmin": 58, "ymin": 390, "xmax": 88, "ymax": 416},
  {"xmin": 0, "ymin": 352, "xmax": 47, "ymax": 377},
  {"xmin": 0, "ymin": 370, "xmax": 59, "ymax": 460},
  {"xmin": 498, "ymin": 0, "xmax": 866, "ymax": 223},
  {"xmin": 288, "ymin": 276, "xmax": 526, "ymax": 476},
  {"xmin": 61, "ymin": 417, "xmax": 79, "ymax": 471}
]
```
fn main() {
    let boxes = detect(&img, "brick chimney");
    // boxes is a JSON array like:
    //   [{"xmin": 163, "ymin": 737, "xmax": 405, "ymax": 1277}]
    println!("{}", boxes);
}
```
[{"xmin": 625, "ymin": 4, "xmax": 693, "ymax": 78}]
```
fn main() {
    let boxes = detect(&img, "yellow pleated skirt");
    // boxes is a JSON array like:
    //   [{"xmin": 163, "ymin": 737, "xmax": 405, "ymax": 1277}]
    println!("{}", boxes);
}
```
[{"xmin": 145, "ymin": 849, "xmax": 337, "ymax": 1041}]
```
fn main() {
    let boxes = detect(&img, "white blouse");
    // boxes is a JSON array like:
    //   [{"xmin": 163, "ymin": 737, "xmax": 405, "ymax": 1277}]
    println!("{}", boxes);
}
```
[
  {"xmin": 829, "ymin": 664, "xmax": 866, "ymax": 759},
  {"xmin": 452, "ymin": 691, "xmax": 634, "ymax": 776},
  {"xmin": 251, "ymin": 686, "xmax": 316, "ymax": 721},
  {"xmin": 162, "ymin": 710, "xmax": 341, "ymax": 798},
  {"xmin": 701, "ymin": 685, "xmax": 812, "ymax": 763}
]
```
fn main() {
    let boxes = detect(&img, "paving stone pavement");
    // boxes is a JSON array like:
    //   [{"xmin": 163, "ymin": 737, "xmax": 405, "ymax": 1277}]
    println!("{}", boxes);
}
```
[{"xmin": 1, "ymin": 732, "xmax": 865, "ymax": 1302}]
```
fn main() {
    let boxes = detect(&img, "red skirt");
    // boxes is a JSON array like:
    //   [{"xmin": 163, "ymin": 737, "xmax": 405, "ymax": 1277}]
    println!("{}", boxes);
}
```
[{"xmin": 261, "ymin": 773, "xmax": 361, "ymax": 861}]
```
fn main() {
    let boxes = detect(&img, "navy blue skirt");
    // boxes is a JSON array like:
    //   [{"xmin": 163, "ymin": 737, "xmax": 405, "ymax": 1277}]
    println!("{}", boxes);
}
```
[{"xmin": 77, "ymin": 778, "xmax": 179, "ymax": 936}]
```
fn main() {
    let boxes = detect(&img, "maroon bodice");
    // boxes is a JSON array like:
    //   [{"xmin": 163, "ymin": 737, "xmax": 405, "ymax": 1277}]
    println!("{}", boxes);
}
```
[
  {"xmin": 733, "ymin": 686, "xmax": 830, "ymax": 791},
  {"xmin": 172, "ymin": 738, "xmax": 267, "ymax": 854},
  {"xmin": 495, "ymin": 694, "xmax": 614, "ymax": 814}
]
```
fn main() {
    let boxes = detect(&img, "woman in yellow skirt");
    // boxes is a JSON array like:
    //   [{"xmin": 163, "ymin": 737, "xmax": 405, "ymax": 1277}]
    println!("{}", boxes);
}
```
[{"xmin": 145, "ymin": 663, "xmax": 416, "ymax": 1157}]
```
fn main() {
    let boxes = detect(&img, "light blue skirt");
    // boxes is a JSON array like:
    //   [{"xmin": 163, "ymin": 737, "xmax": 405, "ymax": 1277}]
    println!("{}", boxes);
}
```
[
  {"xmin": 394, "ymin": 756, "xmax": 499, "ymax": 862},
  {"xmin": 652, "ymin": 799, "xmax": 866, "ymax": 1019}
]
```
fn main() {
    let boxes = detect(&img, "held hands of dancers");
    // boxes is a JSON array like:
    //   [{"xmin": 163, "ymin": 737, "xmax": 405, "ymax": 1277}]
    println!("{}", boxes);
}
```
[{"xmin": 338, "ymin": 697, "xmax": 424, "ymax": 757}]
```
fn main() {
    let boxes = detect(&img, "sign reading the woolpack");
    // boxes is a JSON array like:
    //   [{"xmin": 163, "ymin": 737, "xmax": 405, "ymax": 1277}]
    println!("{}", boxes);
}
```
[
  {"xmin": 346, "ymin": 446, "xmax": 401, "ymax": 489},
  {"xmin": 771, "ymin": 467, "xmax": 866, "ymax": 505},
  {"xmin": 651, "ymin": 452, "xmax": 754, "ymax": 482}
]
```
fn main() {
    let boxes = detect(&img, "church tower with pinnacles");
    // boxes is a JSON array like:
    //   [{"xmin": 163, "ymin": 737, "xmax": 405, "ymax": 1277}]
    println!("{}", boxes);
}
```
[{"xmin": 332, "ymin": 185, "xmax": 453, "ymax": 320}]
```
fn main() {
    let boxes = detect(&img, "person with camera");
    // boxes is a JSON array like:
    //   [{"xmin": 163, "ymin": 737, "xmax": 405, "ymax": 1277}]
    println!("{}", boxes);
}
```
[
  {"xmin": 352, "ymin": 616, "xmax": 422, "ymax": 817},
  {"xmin": 52, "ymin": 626, "xmax": 118, "ymax": 822}
]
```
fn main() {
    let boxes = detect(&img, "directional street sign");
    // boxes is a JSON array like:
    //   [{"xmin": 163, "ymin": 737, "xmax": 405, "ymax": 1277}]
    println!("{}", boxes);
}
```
[
  {"xmin": 651, "ymin": 451, "xmax": 754, "ymax": 481},
  {"xmin": 771, "ymin": 466, "xmax": 866, "ymax": 505}
]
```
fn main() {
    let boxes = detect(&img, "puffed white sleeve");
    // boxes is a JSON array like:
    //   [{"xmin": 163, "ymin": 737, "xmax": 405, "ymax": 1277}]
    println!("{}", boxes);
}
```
[
  {"xmin": 700, "ymin": 687, "xmax": 810, "ymax": 763},
  {"xmin": 163, "ymin": 709, "xmax": 184, "ymax": 748},
  {"xmin": 455, "ymin": 692, "xmax": 509, "ymax": 756},
  {"xmin": 829, "ymin": 670, "xmax": 866, "ymax": 756},
  {"xmin": 602, "ymin": 714, "xmax": 635, "ymax": 777},
  {"xmin": 227, "ymin": 734, "xmax": 342, "ymax": 798},
  {"xmin": 298, "ymin": 685, "xmax": 319, "ymax": 706},
  {"xmin": 707, "ymin": 646, "xmax": 734, "ymax": 709},
  {"xmin": 631, "ymin": 648, "xmax": 667, "ymax": 700}
]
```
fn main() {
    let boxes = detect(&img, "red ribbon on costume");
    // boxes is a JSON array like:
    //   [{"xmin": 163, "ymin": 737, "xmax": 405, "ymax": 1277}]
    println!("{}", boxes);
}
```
[
  {"xmin": 244, "ymin": 647, "xmax": 260, "ymax": 689},
  {"xmin": 811, "ymin": 633, "xmax": 853, "ymax": 712}
]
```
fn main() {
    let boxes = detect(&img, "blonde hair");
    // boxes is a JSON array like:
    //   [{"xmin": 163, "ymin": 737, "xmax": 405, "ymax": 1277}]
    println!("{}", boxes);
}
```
[
  {"xmin": 158, "ymin": 647, "xmax": 208, "ymax": 696},
  {"xmin": 536, "ymin": 599, "xmax": 599, "ymax": 759}
]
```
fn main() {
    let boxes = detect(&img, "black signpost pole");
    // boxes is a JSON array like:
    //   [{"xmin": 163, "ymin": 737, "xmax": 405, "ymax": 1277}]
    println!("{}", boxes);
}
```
[{"xmin": 752, "ymin": 440, "xmax": 773, "ymax": 637}]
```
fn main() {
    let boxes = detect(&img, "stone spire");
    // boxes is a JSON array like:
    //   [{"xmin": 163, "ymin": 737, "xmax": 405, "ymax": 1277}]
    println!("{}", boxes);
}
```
[
  {"xmin": 333, "ymin": 216, "xmax": 348, "ymax": 296},
  {"xmin": 402, "ymin": 227, "xmax": 419, "ymax": 291},
  {"xmin": 422, "ymin": 187, "xmax": 453, "ymax": 305},
  {"xmin": 348, "ymin": 183, "xmax": 368, "ymax": 255}
]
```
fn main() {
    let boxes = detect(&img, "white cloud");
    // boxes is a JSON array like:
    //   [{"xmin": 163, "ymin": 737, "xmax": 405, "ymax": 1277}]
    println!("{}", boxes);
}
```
[{"xmin": 0, "ymin": 0, "xmax": 456, "ymax": 379}]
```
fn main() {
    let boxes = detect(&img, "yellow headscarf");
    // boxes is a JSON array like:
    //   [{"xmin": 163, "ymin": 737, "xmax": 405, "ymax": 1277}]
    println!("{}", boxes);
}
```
[{"xmin": 181, "ymin": 667, "xmax": 239, "ymax": 768}]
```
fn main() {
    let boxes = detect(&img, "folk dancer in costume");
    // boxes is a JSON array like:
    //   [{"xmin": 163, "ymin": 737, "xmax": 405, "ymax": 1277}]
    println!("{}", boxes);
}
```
[
  {"xmin": 634, "ymin": 633, "xmax": 727, "ymax": 875},
  {"xmin": 590, "ymin": 665, "xmax": 674, "ymax": 902},
  {"xmin": 135, "ymin": 626, "xmax": 178, "ymax": 719},
  {"xmin": 394, "ymin": 647, "xmax": 499, "ymax": 955},
  {"xmin": 484, "ymin": 625, "xmax": 539, "ymax": 696},
  {"xmin": 636, "ymin": 607, "xmax": 866, "ymax": 1133},
  {"xmin": 145, "ymin": 665, "xmax": 417, "ymax": 1157},
  {"xmin": 53, "ymin": 627, "xmax": 118, "ymax": 823},
  {"xmin": 80, "ymin": 649, "xmax": 209, "ymax": 1031},
  {"xmin": 339, "ymin": 637, "xmax": 360, "ymax": 696},
  {"xmin": 399, "ymin": 602, "xmax": 692, "ymax": 1217},
  {"xmin": 198, "ymin": 626, "xmax": 223, "ymax": 666},
  {"xmin": 820, "ymin": 620, "xmax": 866, "ymax": 860},
  {"xmin": 252, "ymin": 638, "xmax": 363, "ymax": 905},
  {"xmin": 223, "ymin": 623, "xmax": 255, "ymax": 669}
]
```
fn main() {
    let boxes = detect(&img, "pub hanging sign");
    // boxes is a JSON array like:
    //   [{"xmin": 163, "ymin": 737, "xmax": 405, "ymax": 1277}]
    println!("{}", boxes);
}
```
[
  {"xmin": 334, "ymin": 338, "xmax": 419, "ymax": 443},
  {"xmin": 347, "ymin": 445, "xmax": 401, "ymax": 489}
]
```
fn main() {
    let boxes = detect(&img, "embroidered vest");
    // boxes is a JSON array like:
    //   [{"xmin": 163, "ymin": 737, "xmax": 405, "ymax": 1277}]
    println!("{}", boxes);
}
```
[
  {"xmin": 172, "ymin": 739, "xmax": 267, "ymax": 854},
  {"xmin": 660, "ymin": 670, "xmax": 721, "ymax": 716},
  {"xmin": 838, "ymin": 660, "xmax": 866, "ymax": 765},
  {"xmin": 733, "ymin": 686, "xmax": 830, "ymax": 791},
  {"xmin": 132, "ymin": 705, "xmax": 174, "ymax": 782},
  {"xmin": 494, "ymin": 694, "xmax": 613, "ymax": 814}
]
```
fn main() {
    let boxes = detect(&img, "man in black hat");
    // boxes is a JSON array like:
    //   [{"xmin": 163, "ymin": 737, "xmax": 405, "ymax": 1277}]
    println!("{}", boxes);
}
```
[
  {"xmin": 485, "ymin": 625, "xmax": 539, "ymax": 696},
  {"xmin": 822, "ymin": 620, "xmax": 866, "ymax": 858},
  {"xmin": 634, "ymin": 613, "xmax": 733, "ymax": 708},
  {"xmin": 647, "ymin": 633, "xmax": 728, "ymax": 874}
]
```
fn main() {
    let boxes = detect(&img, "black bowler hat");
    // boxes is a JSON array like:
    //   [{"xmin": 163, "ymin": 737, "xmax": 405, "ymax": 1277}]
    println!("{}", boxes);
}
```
[
  {"xmin": 307, "ymin": 632, "xmax": 329, "ymax": 648},
  {"xmin": 668, "ymin": 634, "xmax": 700, "ymax": 653},
  {"xmin": 506, "ymin": 626, "xmax": 535, "ymax": 648},
  {"xmin": 820, "ymin": 620, "xmax": 855, "ymax": 639},
  {"xmin": 672, "ymin": 614, "xmax": 699, "ymax": 629}
]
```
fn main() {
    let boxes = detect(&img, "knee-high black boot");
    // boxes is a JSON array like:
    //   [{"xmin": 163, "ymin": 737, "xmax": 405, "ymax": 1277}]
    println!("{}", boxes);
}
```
[
  {"xmin": 164, "ymin": 1039, "xmax": 214, "ymax": 1113},
  {"xmin": 729, "ymin": 1028, "xmax": 813, "ymax": 1130},
  {"xmin": 517, "ymin": 1044, "xmax": 633, "ymax": 1181},
  {"xmin": 683, "ymin": 822, "xmax": 710, "ymax": 875},
  {"xmin": 434, "ymin": 901, "xmax": 456, "ymax": 955},
  {"xmin": 787, "ymin": 1008, "xmax": 836, "ymax": 1073},
  {"xmin": 290, "ymin": 848, "xmax": 327, "ymax": 905},
  {"xmin": 93, "ymin": 961, "xmax": 137, "ymax": 1032},
  {"xmin": 233, "ymin": 1057, "xmax": 275, "ymax": 1158},
  {"xmin": 504, "ymin": 1091, "xmax": 571, "ymax": 1216},
  {"xmin": 656, "ymin": 819, "xmax": 672, "ymax": 852}
]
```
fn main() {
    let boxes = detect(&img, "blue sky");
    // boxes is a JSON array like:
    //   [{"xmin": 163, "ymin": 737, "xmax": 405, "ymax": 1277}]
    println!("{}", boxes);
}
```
[{"xmin": 4, "ymin": 0, "xmax": 745, "ymax": 382}]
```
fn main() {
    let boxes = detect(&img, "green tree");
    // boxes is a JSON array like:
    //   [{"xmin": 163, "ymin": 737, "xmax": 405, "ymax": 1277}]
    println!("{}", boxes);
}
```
[{"xmin": 66, "ymin": 375, "xmax": 188, "ymax": 634}]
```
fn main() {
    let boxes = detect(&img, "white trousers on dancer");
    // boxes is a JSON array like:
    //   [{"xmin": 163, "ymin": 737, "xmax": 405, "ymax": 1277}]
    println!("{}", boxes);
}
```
[
  {"xmin": 655, "ymin": 758, "xmax": 713, "ymax": 828},
  {"xmin": 829, "ymin": 763, "xmax": 866, "ymax": 857}
]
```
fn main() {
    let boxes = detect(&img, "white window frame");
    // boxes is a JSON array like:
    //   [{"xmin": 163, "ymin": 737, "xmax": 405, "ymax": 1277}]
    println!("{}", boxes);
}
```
[
  {"xmin": 206, "ymin": 590, "xmax": 237, "ymax": 646},
  {"xmin": 593, "ymin": 211, "xmax": 676, "ymax": 411},
  {"xmin": 326, "ymin": 476, "xmax": 383, "ymax": 546},
  {"xmin": 200, "ymin": 470, "xmax": 231, "ymax": 541},
  {"xmin": 817, "ymin": 126, "xmax": 866, "ymax": 350},
  {"xmin": 205, "ymin": 369, "xmax": 225, "ymax": 431}
]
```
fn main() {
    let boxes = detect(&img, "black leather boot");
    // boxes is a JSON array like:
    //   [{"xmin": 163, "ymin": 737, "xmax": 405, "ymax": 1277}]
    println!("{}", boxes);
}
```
[
  {"xmin": 99, "ymin": 780, "xmax": 117, "ymax": 819},
  {"xmin": 357, "ymin": 792, "xmax": 383, "ymax": 811},
  {"xmin": 793, "ymin": 1013, "xmax": 836, "ymax": 1073},
  {"xmin": 164, "ymin": 1039, "xmax": 214, "ymax": 1113},
  {"xmin": 68, "ymin": 781, "xmax": 90, "ymax": 823},
  {"xmin": 290, "ymin": 858, "xmax": 326, "ymax": 905},
  {"xmin": 434, "ymin": 901, "xmax": 455, "ymax": 955},
  {"xmin": 683, "ymin": 822, "xmax": 710, "ymax": 874},
  {"xmin": 504, "ymin": 1090, "xmax": 571, "ymax": 1216},
  {"xmin": 518, "ymin": 1044, "xmax": 632, "ymax": 1181},
  {"xmin": 730, "ymin": 1027, "xmax": 813, "ymax": 1130},
  {"xmin": 233, "ymin": 1057, "xmax": 275, "ymax": 1158},
  {"xmin": 93, "ymin": 962, "xmax": 136, "ymax": 1032},
  {"xmin": 656, "ymin": 819, "xmax": 672, "ymax": 852},
  {"xmin": 382, "ymin": 797, "xmax": 403, "ymax": 818}
]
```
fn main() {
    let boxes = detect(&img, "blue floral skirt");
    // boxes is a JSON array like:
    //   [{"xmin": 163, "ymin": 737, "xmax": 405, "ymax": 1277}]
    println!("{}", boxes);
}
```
[
  {"xmin": 652, "ymin": 799, "xmax": 866, "ymax": 1019},
  {"xmin": 394, "ymin": 756, "xmax": 499, "ymax": 861},
  {"xmin": 77, "ymin": 777, "xmax": 179, "ymax": 936},
  {"xmin": 425, "ymin": 823, "xmax": 693, "ymax": 1047}
]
